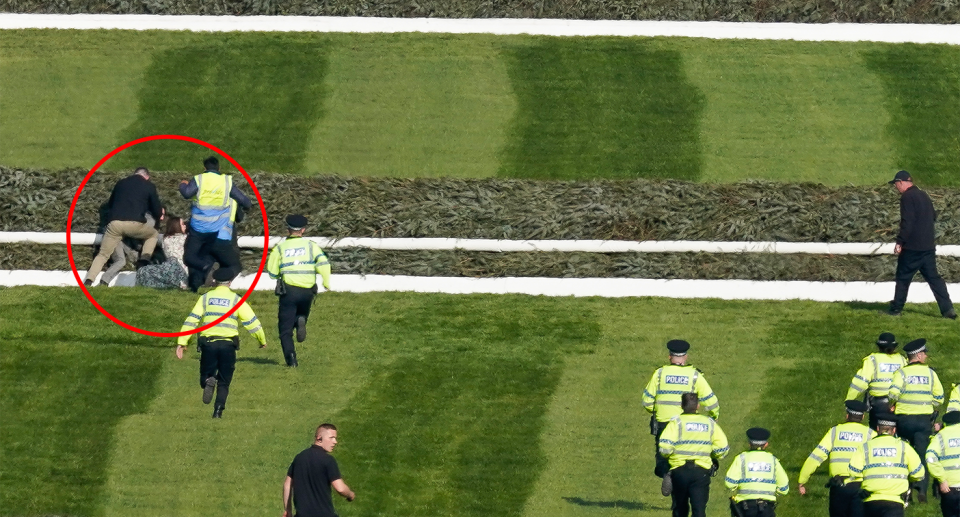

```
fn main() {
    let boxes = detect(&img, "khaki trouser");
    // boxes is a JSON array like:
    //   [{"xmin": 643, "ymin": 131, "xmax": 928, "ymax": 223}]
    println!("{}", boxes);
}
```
[{"xmin": 85, "ymin": 220, "xmax": 158, "ymax": 283}]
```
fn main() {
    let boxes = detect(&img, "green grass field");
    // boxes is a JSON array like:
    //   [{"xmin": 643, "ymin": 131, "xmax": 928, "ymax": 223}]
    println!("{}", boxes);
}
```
[
  {"xmin": 2, "ymin": 30, "xmax": 958, "ymax": 185},
  {"xmin": 2, "ymin": 286, "xmax": 957, "ymax": 517}
]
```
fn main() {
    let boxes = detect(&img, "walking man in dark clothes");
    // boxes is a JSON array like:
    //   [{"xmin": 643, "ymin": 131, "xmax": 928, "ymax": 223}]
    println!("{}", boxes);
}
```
[
  {"xmin": 283, "ymin": 423, "xmax": 355, "ymax": 517},
  {"xmin": 886, "ymin": 170, "xmax": 957, "ymax": 319}
]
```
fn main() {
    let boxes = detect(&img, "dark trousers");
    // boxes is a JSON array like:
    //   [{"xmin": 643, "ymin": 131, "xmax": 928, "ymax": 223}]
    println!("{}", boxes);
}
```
[
  {"xmin": 653, "ymin": 420, "xmax": 669, "ymax": 478},
  {"xmin": 184, "ymin": 230, "xmax": 241, "ymax": 292},
  {"xmin": 278, "ymin": 284, "xmax": 315, "ymax": 365},
  {"xmin": 867, "ymin": 398, "xmax": 890, "ymax": 430},
  {"xmin": 830, "ymin": 481, "xmax": 864, "ymax": 517},
  {"xmin": 671, "ymin": 462, "xmax": 710, "ymax": 517},
  {"xmin": 897, "ymin": 414, "xmax": 932, "ymax": 495},
  {"xmin": 730, "ymin": 499, "xmax": 775, "ymax": 517},
  {"xmin": 199, "ymin": 338, "xmax": 237, "ymax": 409},
  {"xmin": 941, "ymin": 487, "xmax": 960, "ymax": 517},
  {"xmin": 892, "ymin": 249, "xmax": 954, "ymax": 315},
  {"xmin": 863, "ymin": 500, "xmax": 903, "ymax": 517}
]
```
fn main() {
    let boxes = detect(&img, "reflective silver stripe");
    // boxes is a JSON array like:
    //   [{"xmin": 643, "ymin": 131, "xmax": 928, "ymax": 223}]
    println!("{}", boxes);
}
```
[{"xmin": 864, "ymin": 474, "xmax": 906, "ymax": 480}]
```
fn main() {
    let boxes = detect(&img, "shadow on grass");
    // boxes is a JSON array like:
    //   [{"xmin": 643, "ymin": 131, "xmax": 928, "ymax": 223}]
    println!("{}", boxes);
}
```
[
  {"xmin": 562, "ymin": 496, "xmax": 666, "ymax": 511},
  {"xmin": 237, "ymin": 357, "xmax": 280, "ymax": 365}
]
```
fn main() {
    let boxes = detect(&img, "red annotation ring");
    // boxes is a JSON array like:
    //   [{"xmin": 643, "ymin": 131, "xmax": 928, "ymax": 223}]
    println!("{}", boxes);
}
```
[{"xmin": 67, "ymin": 135, "xmax": 270, "ymax": 338}]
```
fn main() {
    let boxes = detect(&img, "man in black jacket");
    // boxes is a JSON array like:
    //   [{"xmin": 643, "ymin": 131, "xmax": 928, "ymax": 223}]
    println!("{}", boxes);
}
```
[
  {"xmin": 887, "ymin": 170, "xmax": 957, "ymax": 319},
  {"xmin": 84, "ymin": 167, "xmax": 163, "ymax": 286}
]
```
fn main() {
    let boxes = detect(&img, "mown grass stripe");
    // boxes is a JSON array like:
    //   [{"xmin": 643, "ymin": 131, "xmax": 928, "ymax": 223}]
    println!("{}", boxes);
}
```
[
  {"xmin": 499, "ymin": 37, "xmax": 703, "ymax": 181},
  {"xmin": 863, "ymin": 44, "xmax": 960, "ymax": 187},
  {"xmin": 110, "ymin": 34, "xmax": 330, "ymax": 174}
]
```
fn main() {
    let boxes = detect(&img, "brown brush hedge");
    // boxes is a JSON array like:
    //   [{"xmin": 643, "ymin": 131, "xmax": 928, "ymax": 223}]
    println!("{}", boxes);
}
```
[{"xmin": 2, "ymin": 0, "xmax": 957, "ymax": 23}]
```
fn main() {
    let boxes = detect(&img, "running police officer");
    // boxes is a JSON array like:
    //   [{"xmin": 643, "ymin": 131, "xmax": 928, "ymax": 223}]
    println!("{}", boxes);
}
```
[
  {"xmin": 266, "ymin": 214, "xmax": 331, "ymax": 368},
  {"xmin": 725, "ymin": 428, "xmax": 789, "ymax": 517},
  {"xmin": 888, "ymin": 338, "xmax": 944, "ymax": 502},
  {"xmin": 798, "ymin": 400, "xmax": 876, "ymax": 517},
  {"xmin": 658, "ymin": 392, "xmax": 729, "ymax": 517},
  {"xmin": 846, "ymin": 333, "xmax": 907, "ymax": 429},
  {"xmin": 179, "ymin": 156, "xmax": 252, "ymax": 292},
  {"xmin": 643, "ymin": 340, "xmax": 721, "ymax": 484},
  {"xmin": 848, "ymin": 413, "xmax": 925, "ymax": 517},
  {"xmin": 926, "ymin": 410, "xmax": 960, "ymax": 517},
  {"xmin": 175, "ymin": 268, "xmax": 267, "ymax": 418}
]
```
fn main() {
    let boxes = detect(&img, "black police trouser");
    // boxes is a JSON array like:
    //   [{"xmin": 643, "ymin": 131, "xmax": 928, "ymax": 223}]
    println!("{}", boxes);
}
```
[
  {"xmin": 941, "ymin": 487, "xmax": 960, "ymax": 517},
  {"xmin": 199, "ymin": 338, "xmax": 237, "ymax": 409},
  {"xmin": 671, "ymin": 462, "xmax": 710, "ymax": 517},
  {"xmin": 653, "ymin": 420, "xmax": 670, "ymax": 478},
  {"xmin": 730, "ymin": 499, "xmax": 775, "ymax": 517},
  {"xmin": 278, "ymin": 284, "xmax": 315, "ymax": 365},
  {"xmin": 897, "ymin": 413, "xmax": 932, "ymax": 495},
  {"xmin": 184, "ymin": 230, "xmax": 241, "ymax": 292},
  {"xmin": 891, "ymin": 249, "xmax": 954, "ymax": 315},
  {"xmin": 830, "ymin": 481, "xmax": 864, "ymax": 517},
  {"xmin": 863, "ymin": 500, "xmax": 903, "ymax": 517},
  {"xmin": 867, "ymin": 397, "xmax": 890, "ymax": 430}
]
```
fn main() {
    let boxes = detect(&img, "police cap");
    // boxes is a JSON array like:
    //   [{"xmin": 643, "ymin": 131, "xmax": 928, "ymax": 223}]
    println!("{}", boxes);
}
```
[
  {"xmin": 876, "ymin": 332, "xmax": 897, "ymax": 348},
  {"xmin": 286, "ymin": 214, "xmax": 308, "ymax": 230},
  {"xmin": 943, "ymin": 411, "xmax": 960, "ymax": 426},
  {"xmin": 746, "ymin": 427, "xmax": 770, "ymax": 444},
  {"xmin": 903, "ymin": 338, "xmax": 927, "ymax": 355},
  {"xmin": 875, "ymin": 413, "xmax": 898, "ymax": 427},
  {"xmin": 212, "ymin": 268, "xmax": 235, "ymax": 282},
  {"xmin": 666, "ymin": 340, "xmax": 690, "ymax": 356},
  {"xmin": 845, "ymin": 400, "xmax": 867, "ymax": 416}
]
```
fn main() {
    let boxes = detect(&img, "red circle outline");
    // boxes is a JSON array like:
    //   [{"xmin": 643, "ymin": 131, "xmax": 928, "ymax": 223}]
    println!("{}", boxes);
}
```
[{"xmin": 67, "ymin": 135, "xmax": 269, "ymax": 338}]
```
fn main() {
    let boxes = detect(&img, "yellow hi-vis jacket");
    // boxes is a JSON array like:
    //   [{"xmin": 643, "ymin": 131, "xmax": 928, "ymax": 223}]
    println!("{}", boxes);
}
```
[
  {"xmin": 948, "ymin": 385, "xmax": 960, "ymax": 413},
  {"xmin": 847, "ymin": 434, "xmax": 924, "ymax": 504},
  {"xmin": 926, "ymin": 423, "xmax": 960, "ymax": 487},
  {"xmin": 846, "ymin": 352, "xmax": 907, "ymax": 400},
  {"xmin": 658, "ymin": 413, "xmax": 729, "ymax": 470},
  {"xmin": 177, "ymin": 286, "xmax": 267, "ymax": 347},
  {"xmin": 889, "ymin": 362, "xmax": 944, "ymax": 415},
  {"xmin": 725, "ymin": 450, "xmax": 790, "ymax": 502},
  {"xmin": 643, "ymin": 364, "xmax": 720, "ymax": 422},
  {"xmin": 189, "ymin": 172, "xmax": 232, "ymax": 235},
  {"xmin": 798, "ymin": 421, "xmax": 877, "ymax": 484},
  {"xmin": 267, "ymin": 236, "xmax": 331, "ymax": 290}
]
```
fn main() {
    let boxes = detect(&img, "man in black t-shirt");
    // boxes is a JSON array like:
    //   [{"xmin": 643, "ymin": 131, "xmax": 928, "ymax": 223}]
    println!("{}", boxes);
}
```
[
  {"xmin": 283, "ymin": 423, "xmax": 355, "ymax": 517},
  {"xmin": 886, "ymin": 170, "xmax": 956, "ymax": 319}
]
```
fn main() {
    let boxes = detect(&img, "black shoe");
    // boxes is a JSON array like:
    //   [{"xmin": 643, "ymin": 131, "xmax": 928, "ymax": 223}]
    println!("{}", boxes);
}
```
[
  {"xmin": 286, "ymin": 354, "xmax": 299, "ymax": 368},
  {"xmin": 884, "ymin": 308, "xmax": 902, "ymax": 316},
  {"xmin": 84, "ymin": 279, "xmax": 94, "ymax": 287},
  {"xmin": 661, "ymin": 471, "xmax": 672, "ymax": 497},
  {"xmin": 917, "ymin": 491, "xmax": 927, "ymax": 504},
  {"xmin": 296, "ymin": 316, "xmax": 307, "ymax": 343},
  {"xmin": 135, "ymin": 259, "xmax": 150, "ymax": 270},
  {"xmin": 202, "ymin": 377, "xmax": 217, "ymax": 404},
  {"xmin": 944, "ymin": 310, "xmax": 958, "ymax": 320},
  {"xmin": 212, "ymin": 406, "xmax": 223, "ymax": 419}
]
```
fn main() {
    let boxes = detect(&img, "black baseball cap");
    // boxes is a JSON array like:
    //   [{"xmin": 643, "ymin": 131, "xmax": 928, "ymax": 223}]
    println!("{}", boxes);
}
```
[{"xmin": 888, "ymin": 170, "xmax": 912, "ymax": 184}]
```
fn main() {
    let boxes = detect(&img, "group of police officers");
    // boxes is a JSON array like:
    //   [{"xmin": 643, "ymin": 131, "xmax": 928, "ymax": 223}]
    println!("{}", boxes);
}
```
[
  {"xmin": 644, "ymin": 337, "xmax": 960, "ymax": 517},
  {"xmin": 168, "ymin": 160, "xmax": 331, "ymax": 418}
]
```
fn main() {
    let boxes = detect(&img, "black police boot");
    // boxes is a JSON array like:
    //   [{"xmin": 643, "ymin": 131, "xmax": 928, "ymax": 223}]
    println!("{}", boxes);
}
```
[
  {"xmin": 296, "ymin": 316, "xmax": 307, "ymax": 343},
  {"xmin": 286, "ymin": 353, "xmax": 298, "ymax": 368},
  {"xmin": 212, "ymin": 405, "xmax": 224, "ymax": 419},
  {"xmin": 202, "ymin": 377, "xmax": 217, "ymax": 405},
  {"xmin": 944, "ymin": 309, "xmax": 958, "ymax": 320},
  {"xmin": 84, "ymin": 279, "xmax": 94, "ymax": 287}
]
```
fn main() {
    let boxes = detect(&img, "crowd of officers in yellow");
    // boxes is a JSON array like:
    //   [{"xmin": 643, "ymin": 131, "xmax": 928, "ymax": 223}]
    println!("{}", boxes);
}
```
[{"xmin": 644, "ymin": 337, "xmax": 960, "ymax": 517}]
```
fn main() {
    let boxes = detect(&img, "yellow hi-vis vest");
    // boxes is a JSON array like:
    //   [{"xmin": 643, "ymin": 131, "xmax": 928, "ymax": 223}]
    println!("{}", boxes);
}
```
[
  {"xmin": 926, "ymin": 424, "xmax": 960, "ymax": 487},
  {"xmin": 889, "ymin": 363, "xmax": 944, "ymax": 415},
  {"xmin": 948, "ymin": 385, "xmax": 960, "ymax": 413},
  {"xmin": 266, "ymin": 237, "xmax": 331, "ymax": 289},
  {"xmin": 846, "ymin": 352, "xmax": 907, "ymax": 400},
  {"xmin": 798, "ymin": 421, "xmax": 877, "ymax": 483},
  {"xmin": 642, "ymin": 364, "xmax": 720, "ymax": 422},
  {"xmin": 190, "ymin": 172, "xmax": 232, "ymax": 234},
  {"xmin": 725, "ymin": 450, "xmax": 790, "ymax": 502},
  {"xmin": 847, "ymin": 434, "xmax": 924, "ymax": 504},
  {"xmin": 177, "ymin": 286, "xmax": 266, "ymax": 346},
  {"xmin": 658, "ymin": 413, "xmax": 729, "ymax": 470}
]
